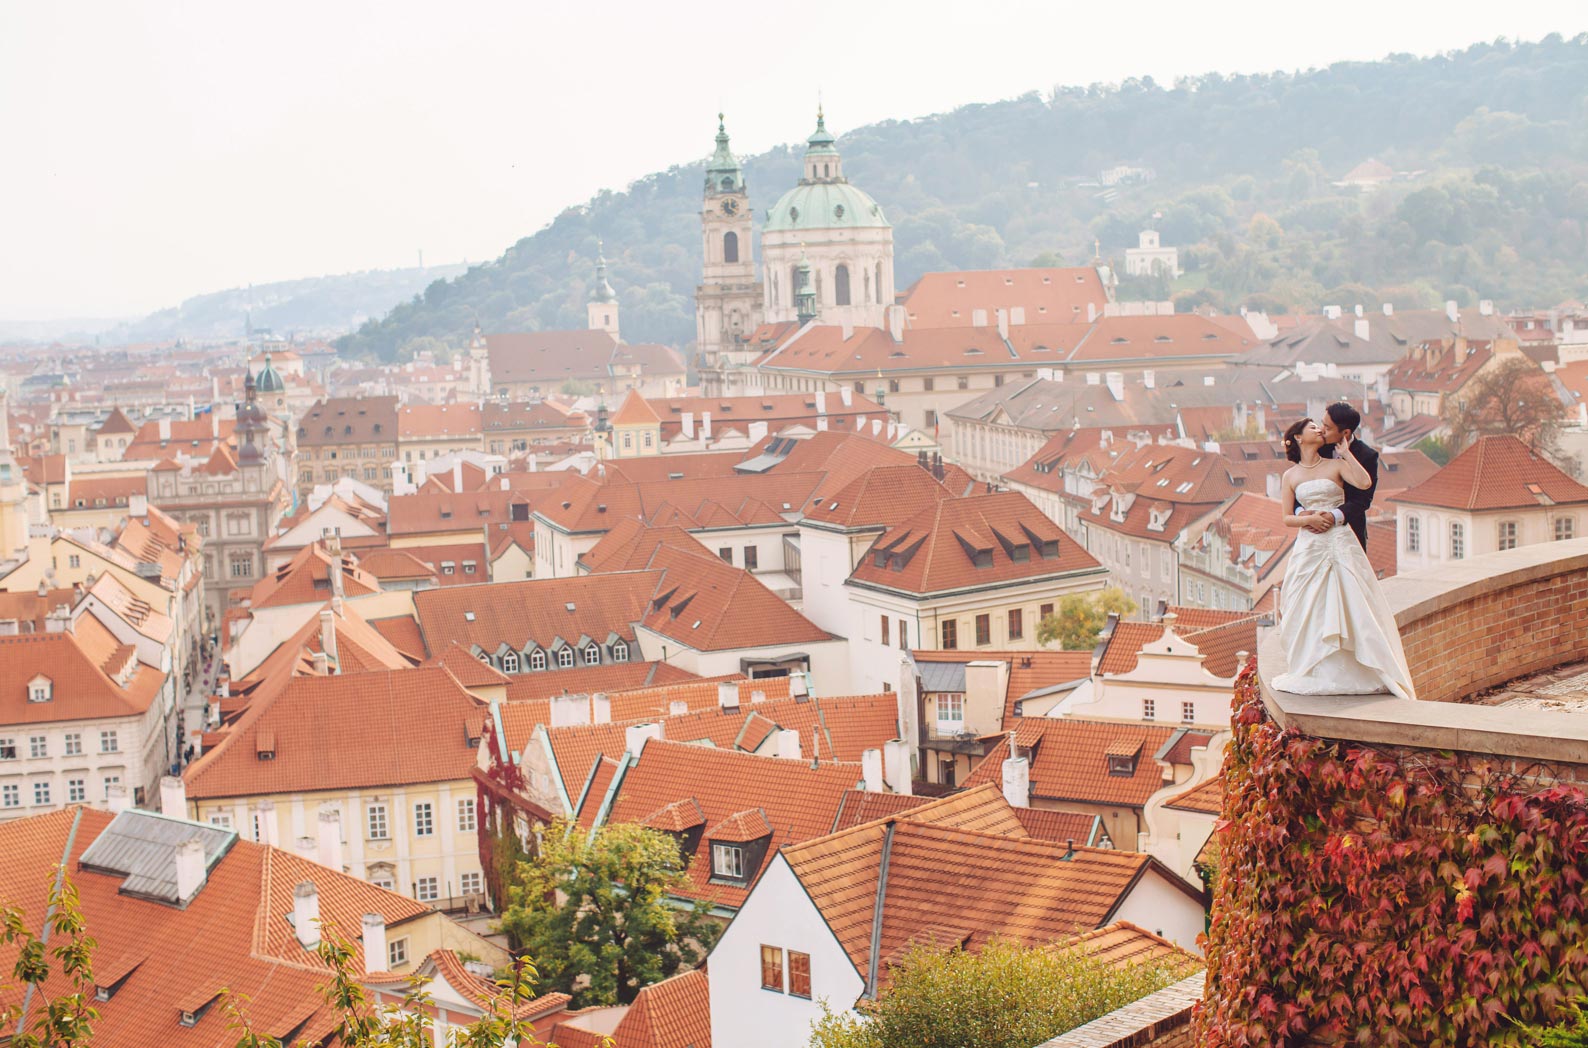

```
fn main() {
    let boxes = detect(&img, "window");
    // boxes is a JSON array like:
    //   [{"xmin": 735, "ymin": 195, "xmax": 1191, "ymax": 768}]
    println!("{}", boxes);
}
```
[
  {"xmin": 712, "ymin": 843, "xmax": 745, "ymax": 879},
  {"xmin": 1182, "ymin": 701, "xmax": 1196, "ymax": 724},
  {"xmin": 724, "ymin": 231, "xmax": 739, "ymax": 264},
  {"xmin": 388, "ymin": 939, "xmax": 409, "ymax": 968},
  {"xmin": 880, "ymin": 615, "xmax": 890, "ymax": 646},
  {"xmin": 102, "ymin": 775, "xmax": 120, "ymax": 799},
  {"xmin": 1040, "ymin": 603, "xmax": 1054, "ymax": 624},
  {"xmin": 835, "ymin": 264, "xmax": 851, "ymax": 306},
  {"xmin": 718, "ymin": 547, "xmax": 733, "ymax": 564},
  {"xmin": 367, "ymin": 805, "xmax": 389, "ymax": 840},
  {"xmin": 414, "ymin": 802, "xmax": 434, "ymax": 837},
  {"xmin": 68, "ymin": 554, "xmax": 81, "ymax": 569},
  {"xmin": 941, "ymin": 619, "xmax": 957, "ymax": 649},
  {"xmin": 460, "ymin": 872, "xmax": 483, "ymax": 896},
  {"xmin": 463, "ymin": 560, "xmax": 477, "ymax": 575},
  {"xmin": 1406, "ymin": 516, "xmax": 1421, "ymax": 553},
  {"xmin": 936, "ymin": 692, "xmax": 965, "ymax": 731},
  {"xmin": 1497, "ymin": 520, "xmax": 1517, "ymax": 551},
  {"xmin": 1, "ymin": 785, "xmax": 16, "ymax": 808},
  {"xmin": 500, "ymin": 651, "xmax": 520, "ymax": 673},
  {"xmin": 612, "ymin": 641, "xmax": 629, "ymax": 662},
  {"xmin": 415, "ymin": 877, "xmax": 439, "ymax": 902},
  {"xmin": 789, "ymin": 951, "xmax": 812, "ymax": 998},
  {"xmin": 229, "ymin": 553, "xmax": 252, "ymax": 578},
  {"xmin": 760, "ymin": 945, "xmax": 785, "ymax": 992},
  {"xmin": 63, "ymin": 733, "xmax": 81, "ymax": 756},
  {"xmin": 923, "ymin": 377, "xmax": 934, "ymax": 392},
  {"xmin": 1557, "ymin": 517, "xmax": 1576, "ymax": 541},
  {"xmin": 100, "ymin": 731, "xmax": 119, "ymax": 754},
  {"xmin": 28, "ymin": 681, "xmax": 49, "ymax": 703},
  {"xmin": 557, "ymin": 647, "xmax": 574, "ymax": 669},
  {"xmin": 29, "ymin": 736, "xmax": 46, "ymax": 759},
  {"xmin": 888, "ymin": 378, "xmax": 900, "ymax": 394},
  {"xmin": 458, "ymin": 798, "xmax": 476, "ymax": 832},
  {"xmin": 743, "ymin": 546, "xmax": 758, "ymax": 571},
  {"xmin": 1143, "ymin": 698, "xmax": 1157, "ymax": 720},
  {"xmin": 957, "ymin": 376, "xmax": 969, "ymax": 391},
  {"xmin": 898, "ymin": 619, "xmax": 908, "ymax": 650},
  {"xmin": 33, "ymin": 782, "xmax": 50, "ymax": 806},
  {"xmin": 1008, "ymin": 609, "xmax": 1024, "ymax": 641},
  {"xmin": 67, "ymin": 779, "xmax": 85, "ymax": 803},
  {"xmin": 530, "ymin": 649, "xmax": 547, "ymax": 671},
  {"xmin": 369, "ymin": 868, "xmax": 396, "ymax": 890},
  {"xmin": 209, "ymin": 812, "xmax": 233, "ymax": 829},
  {"xmin": 975, "ymin": 614, "xmax": 991, "ymax": 646},
  {"xmin": 1450, "ymin": 522, "xmax": 1465, "ymax": 560},
  {"xmin": 925, "ymin": 408, "xmax": 937, "ymax": 430},
  {"xmin": 583, "ymin": 643, "xmax": 600, "ymax": 666}
]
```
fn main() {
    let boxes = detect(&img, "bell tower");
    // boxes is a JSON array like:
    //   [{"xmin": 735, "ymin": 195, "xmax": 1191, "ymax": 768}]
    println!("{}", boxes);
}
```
[
  {"xmin": 695, "ymin": 114, "xmax": 764, "ymax": 396},
  {"xmin": 587, "ymin": 242, "xmax": 621, "ymax": 341}
]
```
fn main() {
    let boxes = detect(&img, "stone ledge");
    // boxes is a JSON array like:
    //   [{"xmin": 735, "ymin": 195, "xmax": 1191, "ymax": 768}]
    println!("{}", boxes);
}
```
[
  {"xmin": 1036, "ymin": 973, "xmax": 1204, "ymax": 1047},
  {"xmin": 1259, "ymin": 539, "xmax": 1588, "ymax": 761}
]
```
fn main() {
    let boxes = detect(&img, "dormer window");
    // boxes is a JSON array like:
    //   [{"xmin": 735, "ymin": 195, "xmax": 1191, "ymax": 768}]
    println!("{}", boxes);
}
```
[
  {"xmin": 28, "ymin": 676, "xmax": 51, "ymax": 703},
  {"xmin": 583, "ymin": 643, "xmax": 601, "ymax": 666},
  {"xmin": 529, "ymin": 649, "xmax": 547, "ymax": 671},
  {"xmin": 712, "ymin": 844, "xmax": 745, "ymax": 878},
  {"xmin": 1107, "ymin": 754, "xmax": 1136, "ymax": 776},
  {"xmin": 557, "ymin": 647, "xmax": 575, "ymax": 669},
  {"xmin": 611, "ymin": 641, "xmax": 629, "ymax": 663}
]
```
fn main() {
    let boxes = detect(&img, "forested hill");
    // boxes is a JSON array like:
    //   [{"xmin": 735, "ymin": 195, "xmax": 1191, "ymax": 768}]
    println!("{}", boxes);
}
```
[{"xmin": 340, "ymin": 34, "xmax": 1588, "ymax": 361}]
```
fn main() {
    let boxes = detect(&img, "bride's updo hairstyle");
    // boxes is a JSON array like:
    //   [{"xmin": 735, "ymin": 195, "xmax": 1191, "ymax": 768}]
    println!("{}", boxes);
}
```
[{"xmin": 1282, "ymin": 419, "xmax": 1310, "ymax": 464}]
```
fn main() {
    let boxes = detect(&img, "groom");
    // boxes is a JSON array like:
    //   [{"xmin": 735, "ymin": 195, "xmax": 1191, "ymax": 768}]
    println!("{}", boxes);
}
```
[{"xmin": 1299, "ymin": 402, "xmax": 1379, "ymax": 551}]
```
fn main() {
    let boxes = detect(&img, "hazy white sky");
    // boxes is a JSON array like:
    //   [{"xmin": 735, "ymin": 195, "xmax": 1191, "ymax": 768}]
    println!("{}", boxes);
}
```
[{"xmin": 2, "ymin": 1, "xmax": 1583, "ymax": 320}]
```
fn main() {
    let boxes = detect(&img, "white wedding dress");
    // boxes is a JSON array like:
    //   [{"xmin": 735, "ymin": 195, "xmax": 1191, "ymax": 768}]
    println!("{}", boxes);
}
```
[{"xmin": 1271, "ymin": 478, "xmax": 1416, "ymax": 699}]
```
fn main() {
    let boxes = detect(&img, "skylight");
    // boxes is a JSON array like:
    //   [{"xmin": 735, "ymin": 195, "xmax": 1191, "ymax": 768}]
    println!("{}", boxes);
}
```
[{"xmin": 464, "ymin": 611, "xmax": 475, "ymax": 622}]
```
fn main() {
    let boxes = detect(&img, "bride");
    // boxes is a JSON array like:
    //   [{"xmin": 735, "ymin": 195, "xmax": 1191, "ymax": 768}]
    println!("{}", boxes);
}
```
[{"xmin": 1272, "ymin": 418, "xmax": 1416, "ymax": 699}]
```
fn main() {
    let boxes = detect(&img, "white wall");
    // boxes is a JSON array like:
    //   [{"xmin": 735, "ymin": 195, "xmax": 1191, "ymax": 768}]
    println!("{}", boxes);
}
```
[
  {"xmin": 709, "ymin": 855, "xmax": 865, "ymax": 1048},
  {"xmin": 1110, "ymin": 867, "xmax": 1207, "ymax": 954}
]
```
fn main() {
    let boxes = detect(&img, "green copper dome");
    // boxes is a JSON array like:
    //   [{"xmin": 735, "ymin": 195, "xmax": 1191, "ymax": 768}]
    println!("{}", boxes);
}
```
[
  {"xmin": 764, "ymin": 182, "xmax": 889, "ymax": 233},
  {"xmin": 254, "ymin": 353, "xmax": 285, "ymax": 394}
]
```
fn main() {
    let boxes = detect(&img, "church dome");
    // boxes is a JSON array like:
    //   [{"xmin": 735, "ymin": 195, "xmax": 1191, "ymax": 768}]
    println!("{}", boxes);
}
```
[
  {"xmin": 255, "ymin": 353, "xmax": 286, "ymax": 395},
  {"xmin": 764, "ymin": 182, "xmax": 889, "ymax": 234}
]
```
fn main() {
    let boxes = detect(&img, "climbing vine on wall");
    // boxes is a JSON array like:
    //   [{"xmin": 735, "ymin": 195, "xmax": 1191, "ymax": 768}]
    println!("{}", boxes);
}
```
[{"xmin": 1195, "ymin": 663, "xmax": 1588, "ymax": 1046}]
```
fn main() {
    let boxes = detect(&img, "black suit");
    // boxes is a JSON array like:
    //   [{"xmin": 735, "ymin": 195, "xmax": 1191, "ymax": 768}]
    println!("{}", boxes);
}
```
[{"xmin": 1296, "ymin": 441, "xmax": 1379, "ymax": 551}]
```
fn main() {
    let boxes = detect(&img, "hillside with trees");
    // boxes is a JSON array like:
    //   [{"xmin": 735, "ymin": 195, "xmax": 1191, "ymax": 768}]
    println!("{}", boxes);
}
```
[{"xmin": 340, "ymin": 34, "xmax": 1588, "ymax": 361}]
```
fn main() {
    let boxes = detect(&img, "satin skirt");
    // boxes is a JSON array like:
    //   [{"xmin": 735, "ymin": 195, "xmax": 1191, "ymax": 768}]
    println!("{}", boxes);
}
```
[{"xmin": 1271, "ymin": 524, "xmax": 1416, "ymax": 699}]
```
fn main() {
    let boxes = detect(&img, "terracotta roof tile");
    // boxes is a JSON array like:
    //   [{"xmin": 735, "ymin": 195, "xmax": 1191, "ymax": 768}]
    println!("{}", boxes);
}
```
[
  {"xmin": 0, "ymin": 619, "xmax": 164, "ymax": 726},
  {"xmin": 1389, "ymin": 434, "xmax": 1588, "ymax": 511},
  {"xmin": 898, "ymin": 268, "xmax": 1108, "ymax": 328},
  {"xmin": 1012, "ymin": 807, "xmax": 1108, "ymax": 847},
  {"xmin": 636, "ymin": 544, "xmax": 831, "ymax": 652},
  {"xmin": 250, "ymin": 542, "xmax": 380, "ymax": 609},
  {"xmin": 1096, "ymin": 608, "xmax": 1258, "ymax": 679},
  {"xmin": 707, "ymin": 807, "xmax": 773, "ymax": 843},
  {"xmin": 964, "ymin": 719, "xmax": 1181, "ymax": 808},
  {"xmin": 414, "ymin": 572, "xmax": 660, "ymax": 654},
  {"xmin": 1164, "ymin": 776, "xmax": 1224, "ymax": 815}
]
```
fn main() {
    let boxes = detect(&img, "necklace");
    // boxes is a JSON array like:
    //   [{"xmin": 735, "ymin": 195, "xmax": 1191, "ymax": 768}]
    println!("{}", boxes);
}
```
[{"xmin": 1298, "ymin": 457, "xmax": 1326, "ymax": 470}]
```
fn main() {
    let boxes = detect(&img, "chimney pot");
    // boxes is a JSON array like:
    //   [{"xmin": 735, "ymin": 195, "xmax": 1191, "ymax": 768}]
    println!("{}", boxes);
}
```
[
  {"xmin": 316, "ymin": 808, "xmax": 342, "ymax": 871},
  {"xmin": 861, "ymin": 748, "xmax": 885, "ymax": 793},
  {"xmin": 776, "ymin": 729, "xmax": 802, "ymax": 760},
  {"xmin": 1002, "ymin": 751, "xmax": 1031, "ymax": 808},
  {"xmin": 159, "ymin": 775, "xmax": 187, "ymax": 818},
  {"xmin": 175, "ymin": 838, "xmax": 207, "ymax": 903},
  {"xmin": 590, "ymin": 693, "xmax": 611, "ymax": 724},
  {"xmin": 293, "ymin": 881, "xmax": 321, "ymax": 948},
  {"xmin": 318, "ymin": 609, "xmax": 337, "ymax": 669},
  {"xmin": 107, "ymin": 784, "xmax": 131, "ymax": 813},
  {"xmin": 624, "ymin": 722, "xmax": 663, "ymax": 758},
  {"xmin": 361, "ymin": 913, "xmax": 388, "ymax": 975},
  {"xmin": 668, "ymin": 699, "xmax": 688, "ymax": 716},
  {"xmin": 717, "ymin": 682, "xmax": 740, "ymax": 710}
]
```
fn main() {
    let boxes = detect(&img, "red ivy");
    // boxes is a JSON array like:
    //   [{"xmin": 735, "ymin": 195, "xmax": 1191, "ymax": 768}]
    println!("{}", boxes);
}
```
[{"xmin": 1194, "ymin": 661, "xmax": 1588, "ymax": 1047}]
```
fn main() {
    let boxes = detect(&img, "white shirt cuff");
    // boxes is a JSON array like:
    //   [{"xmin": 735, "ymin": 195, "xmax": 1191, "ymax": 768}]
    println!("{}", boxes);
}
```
[{"xmin": 1331, "ymin": 509, "xmax": 1345, "ymax": 524}]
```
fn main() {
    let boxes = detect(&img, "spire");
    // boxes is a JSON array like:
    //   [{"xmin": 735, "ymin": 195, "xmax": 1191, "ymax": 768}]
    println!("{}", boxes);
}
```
[
  {"xmin": 802, "ymin": 104, "xmax": 842, "ymax": 184},
  {"xmin": 806, "ymin": 104, "xmax": 837, "ymax": 153},
  {"xmin": 590, "ymin": 240, "xmax": 617, "ymax": 303},
  {"xmin": 706, "ymin": 112, "xmax": 743, "ymax": 194}
]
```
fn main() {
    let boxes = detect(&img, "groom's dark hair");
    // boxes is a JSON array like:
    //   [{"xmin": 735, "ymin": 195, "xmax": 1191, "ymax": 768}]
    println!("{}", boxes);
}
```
[
  {"xmin": 1325, "ymin": 402, "xmax": 1361, "ymax": 435},
  {"xmin": 1282, "ymin": 418, "xmax": 1310, "ymax": 464}
]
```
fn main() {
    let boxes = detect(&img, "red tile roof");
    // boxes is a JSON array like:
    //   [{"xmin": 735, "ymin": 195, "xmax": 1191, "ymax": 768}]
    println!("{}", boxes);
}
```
[
  {"xmin": 898, "ymin": 268, "xmax": 1109, "ymax": 328},
  {"xmin": 0, "ymin": 617, "xmax": 164, "ymax": 725},
  {"xmin": 250, "ymin": 543, "xmax": 381, "ymax": 609},
  {"xmin": 414, "ymin": 572, "xmax": 661, "ymax": 654},
  {"xmin": 634, "ymin": 543, "xmax": 832, "ymax": 652},
  {"xmin": 397, "ymin": 402, "xmax": 481, "ymax": 439},
  {"xmin": 1164, "ymin": 777, "xmax": 1223, "ymax": 815},
  {"xmin": 1389, "ymin": 434, "xmax": 1588, "ymax": 511},
  {"xmin": 610, "ymin": 389, "xmax": 663, "ymax": 426},
  {"xmin": 1097, "ymin": 608, "xmax": 1259, "ymax": 680},
  {"xmin": 801, "ymin": 464, "xmax": 954, "ymax": 530},
  {"xmin": 548, "ymin": 968, "xmax": 710, "ymax": 1048},
  {"xmin": 910, "ymin": 649, "xmax": 1093, "ymax": 725},
  {"xmin": 186, "ymin": 666, "xmax": 483, "ymax": 799},
  {"xmin": 964, "ymin": 719, "xmax": 1182, "ymax": 808},
  {"xmin": 1068, "ymin": 313, "xmax": 1254, "ymax": 363},
  {"xmin": 847, "ymin": 491, "xmax": 1101, "ymax": 596}
]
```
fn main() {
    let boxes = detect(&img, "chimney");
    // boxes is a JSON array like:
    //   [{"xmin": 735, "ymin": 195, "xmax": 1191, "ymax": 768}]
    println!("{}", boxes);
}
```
[
  {"xmin": 1086, "ymin": 371, "xmax": 1101, "ymax": 386},
  {"xmin": 1323, "ymin": 305, "xmax": 1342, "ymax": 320},
  {"xmin": 996, "ymin": 308, "xmax": 1009, "ymax": 341},
  {"xmin": 1010, "ymin": 306, "xmax": 1026, "ymax": 326},
  {"xmin": 1354, "ymin": 318, "xmax": 1370, "ymax": 341},
  {"xmin": 791, "ymin": 672, "xmax": 811, "ymax": 698},
  {"xmin": 668, "ymin": 699, "xmax": 688, "ymax": 716},
  {"xmin": 1353, "ymin": 304, "xmax": 1363, "ymax": 318},
  {"xmin": 883, "ymin": 739, "xmax": 913, "ymax": 796},
  {"xmin": 1086, "ymin": 302, "xmax": 1097, "ymax": 323},
  {"xmin": 293, "ymin": 881, "xmax": 321, "ymax": 948},
  {"xmin": 861, "ymin": 748, "xmax": 886, "ymax": 793},
  {"xmin": 160, "ymin": 775, "xmax": 187, "ymax": 818},
  {"xmin": 1255, "ymin": 403, "xmax": 1267, "ymax": 434},
  {"xmin": 815, "ymin": 389, "xmax": 827, "ymax": 415},
  {"xmin": 1104, "ymin": 372, "xmax": 1125, "ymax": 402},
  {"xmin": 701, "ymin": 411, "xmax": 712, "ymax": 440},
  {"xmin": 1002, "ymin": 748, "xmax": 1031, "ymax": 808},
  {"xmin": 681, "ymin": 411, "xmax": 695, "ymax": 439},
  {"xmin": 887, "ymin": 305, "xmax": 905, "ymax": 343},
  {"xmin": 255, "ymin": 800, "xmax": 278, "ymax": 847},
  {"xmin": 549, "ymin": 693, "xmax": 591, "ymax": 727},
  {"xmin": 311, "ymin": 651, "xmax": 329, "ymax": 675},
  {"xmin": 361, "ymin": 913, "xmax": 388, "ymax": 975},
  {"xmin": 1382, "ymin": 302, "xmax": 1394, "ymax": 316},
  {"xmin": 748, "ymin": 420, "xmax": 769, "ymax": 443},
  {"xmin": 590, "ymin": 693, "xmax": 611, "ymax": 724},
  {"xmin": 717, "ymin": 682, "xmax": 740, "ymax": 711},
  {"xmin": 776, "ymin": 729, "xmax": 801, "ymax": 760},
  {"xmin": 316, "ymin": 808, "xmax": 342, "ymax": 871},
  {"xmin": 329, "ymin": 553, "xmax": 344, "ymax": 601},
  {"xmin": 972, "ymin": 308, "xmax": 988, "ymax": 328},
  {"xmin": 129, "ymin": 493, "xmax": 148, "ymax": 518},
  {"xmin": 1142, "ymin": 369, "xmax": 1155, "ymax": 390},
  {"xmin": 1445, "ymin": 300, "xmax": 1460, "ymax": 324},
  {"xmin": 107, "ymin": 785, "xmax": 131, "ymax": 813},
  {"xmin": 624, "ymin": 722, "xmax": 663, "ymax": 758},
  {"xmin": 750, "ymin": 689, "xmax": 766, "ymax": 704},
  {"xmin": 1479, "ymin": 299, "xmax": 1494, "ymax": 316},
  {"xmin": 839, "ymin": 386, "xmax": 853, "ymax": 407},
  {"xmin": 158, "ymin": 417, "xmax": 171, "ymax": 442},
  {"xmin": 175, "ymin": 838, "xmax": 207, "ymax": 903},
  {"xmin": 452, "ymin": 461, "xmax": 463, "ymax": 492},
  {"xmin": 318, "ymin": 609, "xmax": 337, "ymax": 669}
]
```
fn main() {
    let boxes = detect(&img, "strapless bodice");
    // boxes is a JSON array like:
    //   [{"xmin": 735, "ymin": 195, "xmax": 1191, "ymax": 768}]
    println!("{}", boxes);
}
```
[{"xmin": 1295, "ymin": 477, "xmax": 1344, "ymax": 511}]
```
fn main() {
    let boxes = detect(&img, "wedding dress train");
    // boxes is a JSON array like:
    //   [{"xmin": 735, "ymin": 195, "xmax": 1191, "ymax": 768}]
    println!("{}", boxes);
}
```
[{"xmin": 1271, "ymin": 478, "xmax": 1416, "ymax": 699}]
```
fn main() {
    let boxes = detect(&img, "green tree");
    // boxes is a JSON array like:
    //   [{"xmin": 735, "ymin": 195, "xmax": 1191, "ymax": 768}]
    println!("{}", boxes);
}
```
[
  {"xmin": 497, "ymin": 819, "xmax": 718, "ymax": 1007},
  {"xmin": 1037, "ymin": 587, "xmax": 1137, "ymax": 650},
  {"xmin": 1, "ymin": 866, "xmax": 99, "ymax": 1048},
  {"xmin": 807, "ymin": 937, "xmax": 1198, "ymax": 1048},
  {"xmin": 1513, "ymin": 1000, "xmax": 1588, "ymax": 1046}
]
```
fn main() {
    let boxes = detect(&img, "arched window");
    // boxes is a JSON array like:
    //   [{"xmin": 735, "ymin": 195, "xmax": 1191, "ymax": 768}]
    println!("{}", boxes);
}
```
[
  {"xmin": 583, "ymin": 643, "xmax": 601, "ymax": 666},
  {"xmin": 720, "ymin": 176, "xmax": 733, "ymax": 191},
  {"xmin": 557, "ymin": 647, "xmax": 575, "ymax": 669},
  {"xmin": 834, "ymin": 264, "xmax": 851, "ymax": 306},
  {"xmin": 476, "ymin": 651, "xmax": 492, "ymax": 666},
  {"xmin": 791, "ymin": 265, "xmax": 803, "ymax": 298},
  {"xmin": 529, "ymin": 649, "xmax": 547, "ymax": 672},
  {"xmin": 875, "ymin": 262, "xmax": 883, "ymax": 303},
  {"xmin": 500, "ymin": 651, "xmax": 520, "ymax": 673},
  {"xmin": 723, "ymin": 231, "xmax": 739, "ymax": 264},
  {"xmin": 863, "ymin": 268, "xmax": 871, "ymax": 303},
  {"xmin": 612, "ymin": 641, "xmax": 629, "ymax": 663}
]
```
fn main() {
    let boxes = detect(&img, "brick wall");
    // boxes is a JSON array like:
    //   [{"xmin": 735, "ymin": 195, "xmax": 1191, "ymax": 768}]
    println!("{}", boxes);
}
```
[{"xmin": 1398, "ymin": 559, "xmax": 1588, "ymax": 704}]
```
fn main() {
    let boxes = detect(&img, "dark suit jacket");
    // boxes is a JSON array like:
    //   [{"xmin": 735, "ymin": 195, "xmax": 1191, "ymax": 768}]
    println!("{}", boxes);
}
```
[{"xmin": 1296, "ymin": 441, "xmax": 1379, "ymax": 551}]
